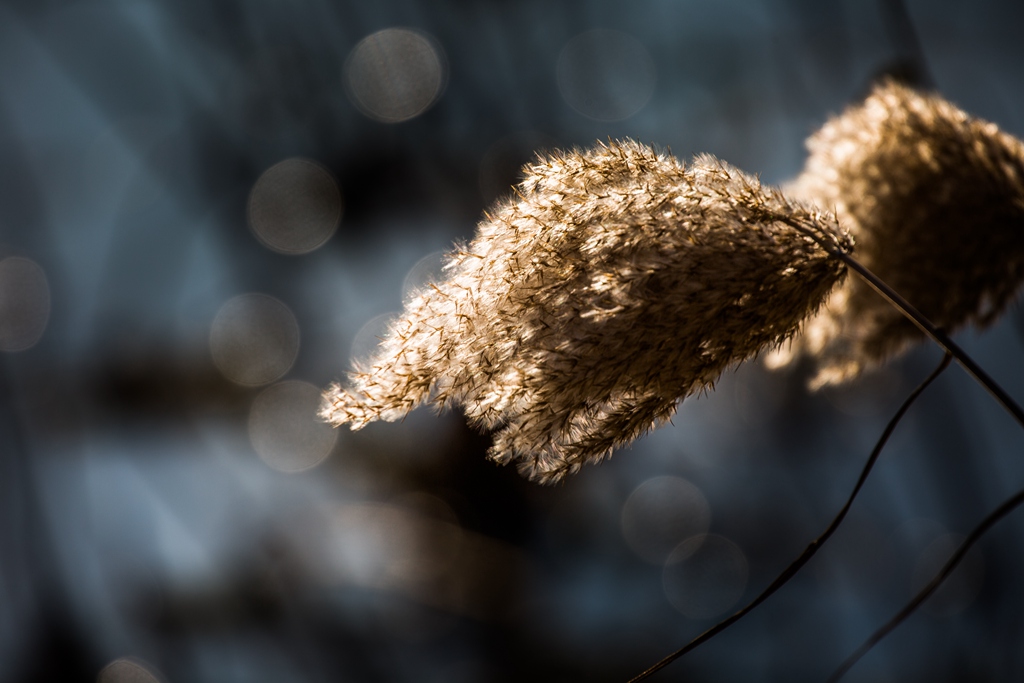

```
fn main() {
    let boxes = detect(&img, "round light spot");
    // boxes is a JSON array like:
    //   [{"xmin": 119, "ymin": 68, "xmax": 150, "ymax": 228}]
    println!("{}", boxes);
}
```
[
  {"xmin": 345, "ymin": 28, "xmax": 447, "ymax": 123},
  {"xmin": 663, "ymin": 534, "xmax": 748, "ymax": 620},
  {"xmin": 621, "ymin": 476, "xmax": 711, "ymax": 564},
  {"xmin": 210, "ymin": 293, "xmax": 299, "ymax": 386},
  {"xmin": 911, "ymin": 533, "xmax": 984, "ymax": 617},
  {"xmin": 402, "ymin": 250, "xmax": 448, "ymax": 301},
  {"xmin": 97, "ymin": 657, "xmax": 163, "ymax": 683},
  {"xmin": 350, "ymin": 311, "xmax": 400, "ymax": 371},
  {"xmin": 249, "ymin": 380, "xmax": 338, "ymax": 472},
  {"xmin": 0, "ymin": 257, "xmax": 51, "ymax": 352},
  {"xmin": 556, "ymin": 29, "xmax": 655, "ymax": 122},
  {"xmin": 247, "ymin": 158, "xmax": 341, "ymax": 255}
]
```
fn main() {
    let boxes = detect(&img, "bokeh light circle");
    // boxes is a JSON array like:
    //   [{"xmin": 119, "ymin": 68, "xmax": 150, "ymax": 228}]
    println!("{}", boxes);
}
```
[
  {"xmin": 0, "ymin": 256, "xmax": 51, "ymax": 352},
  {"xmin": 402, "ymin": 250, "xmax": 447, "ymax": 301},
  {"xmin": 248, "ymin": 158, "xmax": 341, "ymax": 255},
  {"xmin": 621, "ymin": 476, "xmax": 711, "ymax": 564},
  {"xmin": 345, "ymin": 28, "xmax": 447, "ymax": 123},
  {"xmin": 97, "ymin": 657, "xmax": 164, "ymax": 683},
  {"xmin": 248, "ymin": 380, "xmax": 338, "ymax": 473},
  {"xmin": 209, "ymin": 293, "xmax": 300, "ymax": 386},
  {"xmin": 556, "ymin": 29, "xmax": 656, "ymax": 121},
  {"xmin": 662, "ymin": 534, "xmax": 749, "ymax": 619},
  {"xmin": 350, "ymin": 311, "xmax": 400, "ymax": 371}
]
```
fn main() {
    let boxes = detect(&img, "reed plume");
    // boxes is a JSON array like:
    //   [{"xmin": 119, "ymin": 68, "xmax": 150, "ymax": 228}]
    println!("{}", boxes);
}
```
[
  {"xmin": 774, "ymin": 80, "xmax": 1024, "ymax": 387},
  {"xmin": 322, "ymin": 140, "xmax": 850, "ymax": 482}
]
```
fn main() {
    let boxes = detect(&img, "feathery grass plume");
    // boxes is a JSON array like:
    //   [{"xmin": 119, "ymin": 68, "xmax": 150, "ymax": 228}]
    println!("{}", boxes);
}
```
[
  {"xmin": 775, "ymin": 80, "xmax": 1024, "ymax": 387},
  {"xmin": 321, "ymin": 140, "xmax": 850, "ymax": 483}
]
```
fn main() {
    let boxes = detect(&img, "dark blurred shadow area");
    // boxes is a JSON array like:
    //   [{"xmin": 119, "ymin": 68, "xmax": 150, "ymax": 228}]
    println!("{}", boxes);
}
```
[{"xmin": 2, "ymin": 1, "xmax": 1024, "ymax": 681}]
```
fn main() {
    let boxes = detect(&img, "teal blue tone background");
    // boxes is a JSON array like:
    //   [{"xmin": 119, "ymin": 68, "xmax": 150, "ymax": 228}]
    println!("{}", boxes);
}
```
[{"xmin": 1, "ymin": 1, "xmax": 1023, "ymax": 681}]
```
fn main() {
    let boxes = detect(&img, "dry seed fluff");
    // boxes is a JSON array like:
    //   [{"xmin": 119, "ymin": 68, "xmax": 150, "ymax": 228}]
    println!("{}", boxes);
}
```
[
  {"xmin": 776, "ymin": 80, "xmax": 1024, "ymax": 387},
  {"xmin": 322, "ymin": 140, "xmax": 850, "ymax": 482}
]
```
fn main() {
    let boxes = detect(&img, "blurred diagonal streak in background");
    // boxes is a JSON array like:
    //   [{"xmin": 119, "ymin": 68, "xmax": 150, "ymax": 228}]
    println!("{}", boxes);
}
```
[{"xmin": 2, "ymin": 1, "xmax": 1024, "ymax": 681}]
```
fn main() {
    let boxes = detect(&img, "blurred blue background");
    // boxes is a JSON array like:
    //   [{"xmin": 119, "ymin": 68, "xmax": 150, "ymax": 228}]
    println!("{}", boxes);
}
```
[{"xmin": 2, "ymin": 0, "xmax": 1024, "ymax": 681}]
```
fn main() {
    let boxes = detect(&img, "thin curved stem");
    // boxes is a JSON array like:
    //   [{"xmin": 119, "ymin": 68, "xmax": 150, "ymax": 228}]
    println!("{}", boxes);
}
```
[
  {"xmin": 828, "ymin": 486, "xmax": 1024, "ymax": 682},
  {"xmin": 834, "ymin": 251, "xmax": 1024, "ymax": 431},
  {"xmin": 626, "ymin": 353, "xmax": 952, "ymax": 683},
  {"xmin": 781, "ymin": 216, "xmax": 1024, "ymax": 432}
]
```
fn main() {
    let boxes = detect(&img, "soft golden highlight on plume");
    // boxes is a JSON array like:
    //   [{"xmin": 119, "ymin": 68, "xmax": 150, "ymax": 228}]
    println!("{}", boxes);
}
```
[
  {"xmin": 322, "ymin": 140, "xmax": 850, "ymax": 482},
  {"xmin": 779, "ymin": 80, "xmax": 1024, "ymax": 387}
]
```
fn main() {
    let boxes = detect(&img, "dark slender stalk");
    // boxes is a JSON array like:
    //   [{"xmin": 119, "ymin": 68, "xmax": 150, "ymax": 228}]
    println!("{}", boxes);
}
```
[
  {"xmin": 626, "ymin": 353, "xmax": 952, "ymax": 683},
  {"xmin": 834, "ymin": 252, "xmax": 1024, "ymax": 431},
  {"xmin": 783, "ymin": 217, "xmax": 1024, "ymax": 433},
  {"xmin": 828, "ymin": 486, "xmax": 1024, "ymax": 682}
]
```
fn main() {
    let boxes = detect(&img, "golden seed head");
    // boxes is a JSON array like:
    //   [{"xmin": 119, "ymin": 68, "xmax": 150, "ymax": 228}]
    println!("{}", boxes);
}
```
[
  {"xmin": 781, "ymin": 80, "xmax": 1024, "ymax": 387},
  {"xmin": 322, "ymin": 140, "xmax": 849, "ymax": 482}
]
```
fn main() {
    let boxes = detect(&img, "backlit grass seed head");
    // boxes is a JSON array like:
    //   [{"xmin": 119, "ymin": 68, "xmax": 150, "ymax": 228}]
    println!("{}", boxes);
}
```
[
  {"xmin": 321, "ymin": 140, "xmax": 850, "ymax": 483},
  {"xmin": 780, "ymin": 80, "xmax": 1024, "ymax": 387}
]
